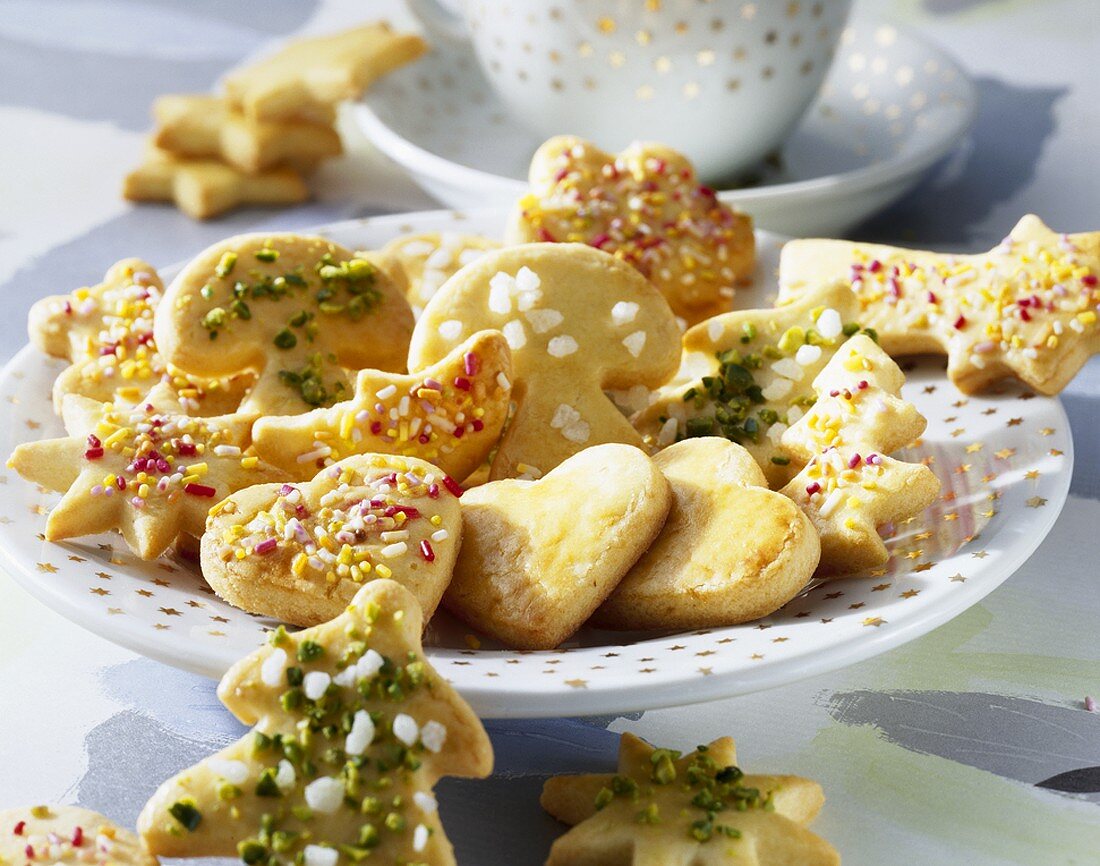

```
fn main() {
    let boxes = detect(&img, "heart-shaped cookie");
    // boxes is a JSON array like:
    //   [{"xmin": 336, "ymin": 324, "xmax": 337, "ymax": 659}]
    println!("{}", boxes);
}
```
[
  {"xmin": 443, "ymin": 443, "xmax": 672, "ymax": 650},
  {"xmin": 202, "ymin": 453, "xmax": 462, "ymax": 626},
  {"xmin": 595, "ymin": 437, "xmax": 820, "ymax": 631}
]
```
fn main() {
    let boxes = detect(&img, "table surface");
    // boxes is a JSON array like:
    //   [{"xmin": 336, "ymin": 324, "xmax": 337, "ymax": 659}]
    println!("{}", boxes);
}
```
[{"xmin": 2, "ymin": 1, "xmax": 1099, "ymax": 863}]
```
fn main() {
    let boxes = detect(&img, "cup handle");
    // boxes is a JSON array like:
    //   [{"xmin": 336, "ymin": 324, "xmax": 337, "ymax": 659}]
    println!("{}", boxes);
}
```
[{"xmin": 406, "ymin": 0, "xmax": 469, "ymax": 42}]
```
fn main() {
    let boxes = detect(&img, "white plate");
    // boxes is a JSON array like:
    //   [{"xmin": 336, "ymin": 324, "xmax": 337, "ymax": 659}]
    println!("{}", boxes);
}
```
[
  {"xmin": 356, "ymin": 19, "xmax": 976, "ymax": 237},
  {"xmin": 0, "ymin": 209, "xmax": 1071, "ymax": 719}
]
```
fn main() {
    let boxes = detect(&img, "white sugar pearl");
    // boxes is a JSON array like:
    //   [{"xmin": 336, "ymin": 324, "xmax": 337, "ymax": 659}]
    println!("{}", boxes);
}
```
[
  {"xmin": 413, "ymin": 791, "xmax": 438, "ymax": 813},
  {"xmin": 502, "ymin": 319, "xmax": 527, "ymax": 349},
  {"xmin": 304, "ymin": 777, "xmax": 345, "ymax": 814},
  {"xmin": 303, "ymin": 845, "xmax": 338, "ymax": 866},
  {"xmin": 208, "ymin": 758, "xmax": 249, "ymax": 785},
  {"xmin": 345, "ymin": 710, "xmax": 376, "ymax": 756},
  {"xmin": 392, "ymin": 712, "xmax": 420, "ymax": 746},
  {"xmin": 413, "ymin": 824, "xmax": 430, "ymax": 853},
  {"xmin": 420, "ymin": 720, "xmax": 448, "ymax": 753},
  {"xmin": 611, "ymin": 301, "xmax": 639, "ymax": 325},
  {"xmin": 303, "ymin": 671, "xmax": 331, "ymax": 701},
  {"xmin": 622, "ymin": 331, "xmax": 647, "ymax": 358},
  {"xmin": 547, "ymin": 335, "xmax": 579, "ymax": 357},
  {"xmin": 275, "ymin": 759, "xmax": 296, "ymax": 791},
  {"xmin": 260, "ymin": 648, "xmax": 287, "ymax": 687},
  {"xmin": 816, "ymin": 308, "xmax": 843, "ymax": 339},
  {"xmin": 438, "ymin": 319, "xmax": 463, "ymax": 340},
  {"xmin": 795, "ymin": 344, "xmax": 823, "ymax": 366}
]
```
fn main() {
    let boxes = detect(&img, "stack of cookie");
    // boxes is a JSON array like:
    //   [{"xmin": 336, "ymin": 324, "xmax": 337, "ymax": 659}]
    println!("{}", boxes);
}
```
[{"xmin": 123, "ymin": 22, "xmax": 426, "ymax": 219}]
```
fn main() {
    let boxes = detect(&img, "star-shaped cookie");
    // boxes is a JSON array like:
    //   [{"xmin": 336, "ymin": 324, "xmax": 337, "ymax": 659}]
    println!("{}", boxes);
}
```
[
  {"xmin": 541, "ymin": 733, "xmax": 838, "ymax": 865},
  {"xmin": 779, "ymin": 215, "xmax": 1100, "ymax": 394},
  {"xmin": 779, "ymin": 335, "xmax": 940, "ymax": 575},
  {"xmin": 634, "ymin": 282, "xmax": 862, "ymax": 486},
  {"xmin": 138, "ymin": 579, "xmax": 493, "ymax": 866},
  {"xmin": 9, "ymin": 385, "xmax": 285, "ymax": 559}
]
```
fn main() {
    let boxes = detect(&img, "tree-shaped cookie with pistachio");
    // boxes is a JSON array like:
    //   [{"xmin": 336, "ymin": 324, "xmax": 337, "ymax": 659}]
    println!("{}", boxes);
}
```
[
  {"xmin": 154, "ymin": 233, "xmax": 414, "ymax": 416},
  {"xmin": 778, "ymin": 214, "xmax": 1100, "ymax": 394},
  {"xmin": 779, "ymin": 335, "xmax": 940, "ymax": 576},
  {"xmin": 201, "ymin": 453, "xmax": 463, "ymax": 627},
  {"xmin": 8, "ymin": 384, "xmax": 286, "ymax": 559},
  {"xmin": 634, "ymin": 282, "xmax": 862, "ymax": 487},
  {"xmin": 251, "ymin": 330, "xmax": 512, "ymax": 483},
  {"xmin": 28, "ymin": 258, "xmax": 248, "ymax": 415},
  {"xmin": 138, "ymin": 578, "xmax": 493, "ymax": 866},
  {"xmin": 541, "ymin": 732, "xmax": 839, "ymax": 866},
  {"xmin": 409, "ymin": 243, "xmax": 681, "ymax": 480}
]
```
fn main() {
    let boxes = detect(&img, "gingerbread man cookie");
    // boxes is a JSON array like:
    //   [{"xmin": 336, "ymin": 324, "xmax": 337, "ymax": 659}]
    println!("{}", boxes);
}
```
[
  {"xmin": 202, "ymin": 454, "xmax": 463, "ymax": 627},
  {"xmin": 154, "ymin": 234, "xmax": 414, "ymax": 415},
  {"xmin": 2, "ymin": 805, "xmax": 158, "ymax": 866},
  {"xmin": 634, "ymin": 282, "xmax": 862, "ymax": 486},
  {"xmin": 9, "ymin": 385, "xmax": 285, "ymax": 559},
  {"xmin": 508, "ymin": 136, "xmax": 755, "ymax": 325},
  {"xmin": 779, "ymin": 335, "xmax": 940, "ymax": 575},
  {"xmin": 381, "ymin": 232, "xmax": 501, "ymax": 319},
  {"xmin": 541, "ymin": 733, "xmax": 839, "ymax": 866},
  {"xmin": 409, "ymin": 243, "xmax": 681, "ymax": 480},
  {"xmin": 595, "ymin": 438, "xmax": 820, "ymax": 631},
  {"xmin": 139, "ymin": 579, "xmax": 493, "ymax": 866},
  {"xmin": 252, "ymin": 330, "xmax": 511, "ymax": 483},
  {"xmin": 779, "ymin": 215, "xmax": 1100, "ymax": 394}
]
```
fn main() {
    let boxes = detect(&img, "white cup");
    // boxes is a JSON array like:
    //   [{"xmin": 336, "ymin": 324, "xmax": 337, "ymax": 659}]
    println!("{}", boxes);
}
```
[{"xmin": 407, "ymin": 0, "xmax": 852, "ymax": 182}]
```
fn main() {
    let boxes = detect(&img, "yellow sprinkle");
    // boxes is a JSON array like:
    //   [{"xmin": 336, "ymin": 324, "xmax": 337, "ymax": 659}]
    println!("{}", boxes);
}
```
[
  {"xmin": 1078, "ymin": 311, "xmax": 1097, "ymax": 325},
  {"xmin": 430, "ymin": 514, "xmax": 442, "ymax": 526},
  {"xmin": 241, "ymin": 456, "xmax": 259, "ymax": 469},
  {"xmin": 375, "ymin": 564, "xmax": 392, "ymax": 579},
  {"xmin": 104, "ymin": 428, "xmax": 130, "ymax": 447}
]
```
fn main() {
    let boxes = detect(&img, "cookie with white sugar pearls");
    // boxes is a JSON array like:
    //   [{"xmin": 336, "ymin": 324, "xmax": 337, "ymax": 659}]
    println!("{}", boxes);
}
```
[
  {"xmin": 28, "ymin": 258, "xmax": 249, "ymax": 416},
  {"xmin": 252, "ymin": 330, "xmax": 511, "ymax": 483},
  {"xmin": 594, "ymin": 438, "xmax": 819, "ymax": 631},
  {"xmin": 779, "ymin": 335, "xmax": 940, "ymax": 575},
  {"xmin": 201, "ymin": 453, "xmax": 463, "ymax": 627},
  {"xmin": 409, "ymin": 243, "xmax": 681, "ymax": 480},
  {"xmin": 444, "ymin": 443, "xmax": 672, "ymax": 650},
  {"xmin": 1, "ymin": 805, "xmax": 158, "ymax": 866},
  {"xmin": 154, "ymin": 234, "xmax": 414, "ymax": 416},
  {"xmin": 634, "ymin": 281, "xmax": 862, "ymax": 487},
  {"xmin": 381, "ymin": 232, "xmax": 501, "ymax": 319},
  {"xmin": 508, "ymin": 136, "xmax": 755, "ymax": 326},
  {"xmin": 8, "ymin": 384, "xmax": 286, "ymax": 560},
  {"xmin": 139, "ymin": 579, "xmax": 491, "ymax": 866},
  {"xmin": 541, "ymin": 733, "xmax": 839, "ymax": 866},
  {"xmin": 778, "ymin": 215, "xmax": 1100, "ymax": 395}
]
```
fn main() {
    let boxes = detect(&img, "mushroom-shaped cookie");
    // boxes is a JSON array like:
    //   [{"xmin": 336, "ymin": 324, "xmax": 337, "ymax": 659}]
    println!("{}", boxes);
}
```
[
  {"xmin": 154, "ymin": 234, "xmax": 414, "ymax": 416},
  {"xmin": 252, "ymin": 330, "xmax": 511, "ymax": 482},
  {"xmin": 381, "ymin": 232, "xmax": 501, "ymax": 318},
  {"xmin": 541, "ymin": 733, "xmax": 839, "ymax": 866},
  {"xmin": 410, "ymin": 243, "xmax": 681, "ymax": 480},
  {"xmin": 507, "ymin": 136, "xmax": 755, "ymax": 325},
  {"xmin": 202, "ymin": 453, "xmax": 463, "ymax": 627},
  {"xmin": 634, "ymin": 282, "xmax": 862, "ymax": 486},
  {"xmin": 779, "ymin": 336, "xmax": 940, "ymax": 575},
  {"xmin": 139, "ymin": 579, "xmax": 493, "ymax": 866},
  {"xmin": 595, "ymin": 438, "xmax": 820, "ymax": 631},
  {"xmin": 778, "ymin": 215, "xmax": 1100, "ymax": 395},
  {"xmin": 9, "ymin": 385, "xmax": 286, "ymax": 559},
  {"xmin": 2, "ymin": 805, "xmax": 158, "ymax": 866}
]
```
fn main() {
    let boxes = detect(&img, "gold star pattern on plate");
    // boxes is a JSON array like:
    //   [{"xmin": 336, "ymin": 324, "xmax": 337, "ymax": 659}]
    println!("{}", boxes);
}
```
[
  {"xmin": 36, "ymin": 561, "xmax": 58, "ymax": 574},
  {"xmin": 9, "ymin": 385, "xmax": 286, "ymax": 559},
  {"xmin": 540, "ymin": 733, "xmax": 838, "ymax": 865},
  {"xmin": 862, "ymin": 617, "xmax": 885, "ymax": 627},
  {"xmin": 1026, "ymin": 496, "xmax": 1048, "ymax": 508},
  {"xmin": 138, "ymin": 579, "xmax": 493, "ymax": 866}
]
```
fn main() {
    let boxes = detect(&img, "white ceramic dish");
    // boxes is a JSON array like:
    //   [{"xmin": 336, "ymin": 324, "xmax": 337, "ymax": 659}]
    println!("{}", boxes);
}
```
[
  {"xmin": 355, "ymin": 19, "xmax": 976, "ymax": 237},
  {"xmin": 0, "ymin": 209, "xmax": 1070, "ymax": 719}
]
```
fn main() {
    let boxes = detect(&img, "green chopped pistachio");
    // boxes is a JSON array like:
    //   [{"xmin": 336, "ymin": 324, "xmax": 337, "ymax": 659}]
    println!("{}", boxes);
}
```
[
  {"xmin": 255, "ymin": 248, "xmax": 280, "ymax": 263},
  {"xmin": 594, "ymin": 787, "xmax": 614, "ymax": 811},
  {"xmin": 358, "ymin": 824, "xmax": 380, "ymax": 848},
  {"xmin": 298, "ymin": 640, "xmax": 324, "ymax": 662},
  {"xmin": 842, "ymin": 321, "xmax": 861, "ymax": 337},
  {"xmin": 636, "ymin": 803, "xmax": 661, "ymax": 824},
  {"xmin": 238, "ymin": 839, "xmax": 267, "ymax": 865},
  {"xmin": 30, "ymin": 806, "xmax": 51, "ymax": 819},
  {"xmin": 255, "ymin": 767, "xmax": 282, "ymax": 797},
  {"xmin": 168, "ymin": 799, "xmax": 202, "ymax": 832},
  {"xmin": 384, "ymin": 812, "xmax": 406, "ymax": 832},
  {"xmin": 269, "ymin": 626, "xmax": 290, "ymax": 647},
  {"xmin": 215, "ymin": 252, "xmax": 238, "ymax": 277},
  {"xmin": 273, "ymin": 328, "xmax": 297, "ymax": 350},
  {"xmin": 770, "ymin": 455, "xmax": 790, "ymax": 466},
  {"xmin": 217, "ymin": 782, "xmax": 242, "ymax": 801}
]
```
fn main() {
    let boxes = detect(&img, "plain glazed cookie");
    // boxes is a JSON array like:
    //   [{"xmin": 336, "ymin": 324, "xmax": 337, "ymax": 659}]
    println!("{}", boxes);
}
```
[
  {"xmin": 594, "ymin": 437, "xmax": 820, "ymax": 631},
  {"xmin": 139, "ymin": 579, "xmax": 492, "ymax": 866},
  {"xmin": 443, "ymin": 443, "xmax": 672, "ymax": 650},
  {"xmin": 381, "ymin": 232, "xmax": 501, "ymax": 318},
  {"xmin": 201, "ymin": 453, "xmax": 462, "ymax": 627}
]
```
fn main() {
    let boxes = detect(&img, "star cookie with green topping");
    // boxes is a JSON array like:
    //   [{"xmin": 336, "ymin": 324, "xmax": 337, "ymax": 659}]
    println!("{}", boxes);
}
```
[
  {"xmin": 541, "ymin": 733, "xmax": 838, "ymax": 866},
  {"xmin": 138, "ymin": 579, "xmax": 493, "ymax": 866}
]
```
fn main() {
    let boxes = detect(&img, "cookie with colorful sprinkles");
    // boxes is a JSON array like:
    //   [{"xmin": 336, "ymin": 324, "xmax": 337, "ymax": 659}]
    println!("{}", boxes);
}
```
[
  {"xmin": 8, "ymin": 384, "xmax": 286, "ymax": 559},
  {"xmin": 779, "ymin": 335, "xmax": 940, "ymax": 575},
  {"xmin": 138, "ymin": 578, "xmax": 493, "ymax": 866},
  {"xmin": 540, "ymin": 732, "xmax": 839, "ymax": 866},
  {"xmin": 201, "ymin": 453, "xmax": 463, "ymax": 627},
  {"xmin": 409, "ymin": 243, "xmax": 681, "ymax": 481},
  {"xmin": 1, "ymin": 805, "xmax": 158, "ymax": 866},
  {"xmin": 251, "ymin": 330, "xmax": 511, "ymax": 483},
  {"xmin": 633, "ymin": 282, "xmax": 862, "ymax": 487},
  {"xmin": 507, "ymin": 136, "xmax": 756, "ymax": 326},
  {"xmin": 381, "ymin": 232, "xmax": 501, "ymax": 319},
  {"xmin": 154, "ymin": 233, "xmax": 414, "ymax": 416},
  {"xmin": 778, "ymin": 214, "xmax": 1100, "ymax": 394}
]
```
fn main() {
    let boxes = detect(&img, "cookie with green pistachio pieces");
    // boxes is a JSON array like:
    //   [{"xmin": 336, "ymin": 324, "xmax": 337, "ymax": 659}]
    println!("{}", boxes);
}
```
[
  {"xmin": 541, "ymin": 732, "xmax": 839, "ymax": 866},
  {"xmin": 154, "ymin": 234, "xmax": 414, "ymax": 416},
  {"xmin": 2, "ymin": 805, "xmax": 158, "ymax": 866},
  {"xmin": 251, "ymin": 330, "xmax": 512, "ymax": 483},
  {"xmin": 633, "ymin": 281, "xmax": 862, "ymax": 487},
  {"xmin": 779, "ymin": 335, "xmax": 940, "ymax": 576},
  {"xmin": 138, "ymin": 579, "xmax": 493, "ymax": 866},
  {"xmin": 778, "ymin": 215, "xmax": 1100, "ymax": 395},
  {"xmin": 201, "ymin": 453, "xmax": 463, "ymax": 628},
  {"xmin": 8, "ymin": 384, "xmax": 286, "ymax": 559}
]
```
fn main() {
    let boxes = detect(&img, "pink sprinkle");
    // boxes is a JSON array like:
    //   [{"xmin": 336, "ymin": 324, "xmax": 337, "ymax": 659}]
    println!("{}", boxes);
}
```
[
  {"xmin": 13, "ymin": 821, "xmax": 25, "ymax": 836},
  {"xmin": 25, "ymin": 844, "xmax": 33, "ymax": 859},
  {"xmin": 1086, "ymin": 695, "xmax": 1097, "ymax": 712},
  {"xmin": 116, "ymin": 476, "xmax": 126, "ymax": 490},
  {"xmin": 866, "ymin": 453, "xmax": 881, "ymax": 465},
  {"xmin": 464, "ymin": 352, "xmax": 479, "ymax": 376},
  {"xmin": 590, "ymin": 233, "xmax": 611, "ymax": 250},
  {"xmin": 927, "ymin": 291, "xmax": 938, "ymax": 303},
  {"xmin": 72, "ymin": 827, "xmax": 84, "ymax": 847},
  {"xmin": 452, "ymin": 426, "xmax": 465, "ymax": 439},
  {"xmin": 868, "ymin": 259, "xmax": 882, "ymax": 273},
  {"xmin": 422, "ymin": 378, "xmax": 443, "ymax": 390},
  {"xmin": 472, "ymin": 419, "xmax": 485, "ymax": 432},
  {"xmin": 442, "ymin": 476, "xmax": 464, "ymax": 498},
  {"xmin": 453, "ymin": 376, "xmax": 471, "ymax": 391},
  {"xmin": 131, "ymin": 497, "xmax": 144, "ymax": 508},
  {"xmin": 177, "ymin": 441, "xmax": 197, "ymax": 457},
  {"xmin": 805, "ymin": 482, "xmax": 821, "ymax": 496},
  {"xmin": 184, "ymin": 482, "xmax": 217, "ymax": 498},
  {"xmin": 857, "ymin": 380, "xmax": 869, "ymax": 390},
  {"xmin": 1083, "ymin": 275, "xmax": 1098, "ymax": 287},
  {"xmin": 278, "ymin": 484, "xmax": 296, "ymax": 496},
  {"xmin": 848, "ymin": 453, "xmax": 862, "ymax": 468},
  {"xmin": 63, "ymin": 301, "xmax": 73, "ymax": 315},
  {"xmin": 954, "ymin": 315, "xmax": 967, "ymax": 330},
  {"xmin": 428, "ymin": 483, "xmax": 440, "ymax": 499},
  {"xmin": 255, "ymin": 538, "xmax": 278, "ymax": 555},
  {"xmin": 420, "ymin": 540, "xmax": 435, "ymax": 562}
]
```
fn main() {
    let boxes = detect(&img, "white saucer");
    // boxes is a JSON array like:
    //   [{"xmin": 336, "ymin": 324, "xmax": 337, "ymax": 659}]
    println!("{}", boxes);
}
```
[{"xmin": 356, "ymin": 19, "xmax": 976, "ymax": 237}]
